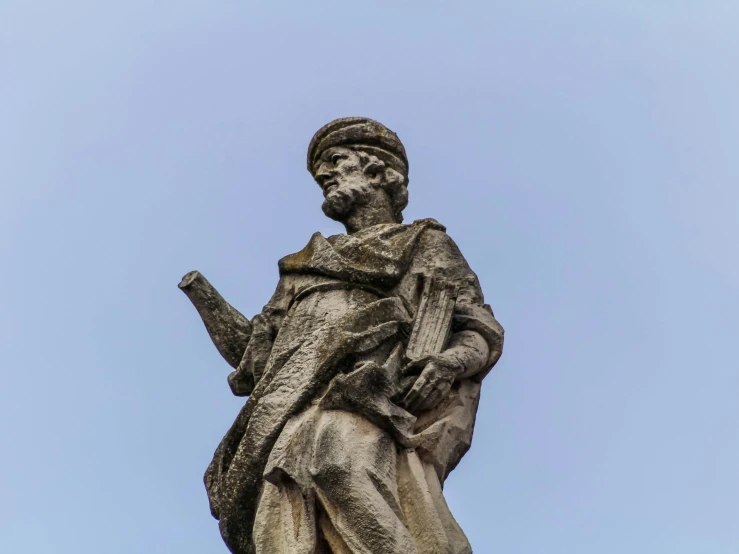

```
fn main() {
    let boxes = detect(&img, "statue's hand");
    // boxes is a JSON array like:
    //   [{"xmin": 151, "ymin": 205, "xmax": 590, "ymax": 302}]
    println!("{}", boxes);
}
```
[{"xmin": 402, "ymin": 354, "xmax": 461, "ymax": 412}]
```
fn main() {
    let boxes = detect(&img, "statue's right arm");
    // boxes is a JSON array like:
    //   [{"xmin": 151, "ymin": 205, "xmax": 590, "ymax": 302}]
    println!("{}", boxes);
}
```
[{"xmin": 178, "ymin": 271, "xmax": 253, "ymax": 369}]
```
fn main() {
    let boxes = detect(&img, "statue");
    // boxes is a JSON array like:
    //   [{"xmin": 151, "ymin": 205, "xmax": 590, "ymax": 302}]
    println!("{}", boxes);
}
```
[{"xmin": 179, "ymin": 117, "xmax": 504, "ymax": 554}]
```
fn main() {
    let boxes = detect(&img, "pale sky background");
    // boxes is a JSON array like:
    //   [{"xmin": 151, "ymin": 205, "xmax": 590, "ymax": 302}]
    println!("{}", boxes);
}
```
[{"xmin": 2, "ymin": 1, "xmax": 738, "ymax": 553}]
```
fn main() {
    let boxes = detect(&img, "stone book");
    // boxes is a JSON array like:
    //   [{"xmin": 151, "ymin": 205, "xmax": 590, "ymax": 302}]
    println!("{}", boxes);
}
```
[{"xmin": 405, "ymin": 275, "xmax": 459, "ymax": 362}]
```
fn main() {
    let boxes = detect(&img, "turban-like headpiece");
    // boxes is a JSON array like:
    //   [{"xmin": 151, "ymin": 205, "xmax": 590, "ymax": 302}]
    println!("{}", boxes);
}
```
[{"xmin": 307, "ymin": 117, "xmax": 409, "ymax": 179}]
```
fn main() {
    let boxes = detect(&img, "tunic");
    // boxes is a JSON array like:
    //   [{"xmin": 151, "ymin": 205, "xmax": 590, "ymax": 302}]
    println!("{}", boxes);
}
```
[{"xmin": 205, "ymin": 219, "xmax": 504, "ymax": 554}]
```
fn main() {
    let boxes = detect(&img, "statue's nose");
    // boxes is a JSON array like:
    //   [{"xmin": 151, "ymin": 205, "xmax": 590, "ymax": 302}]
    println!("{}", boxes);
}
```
[
  {"xmin": 316, "ymin": 172, "xmax": 331, "ymax": 184},
  {"xmin": 315, "ymin": 164, "xmax": 334, "ymax": 185}
]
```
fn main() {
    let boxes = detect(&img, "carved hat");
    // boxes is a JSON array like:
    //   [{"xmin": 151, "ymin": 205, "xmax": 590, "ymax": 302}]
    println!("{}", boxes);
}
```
[{"xmin": 307, "ymin": 117, "xmax": 409, "ymax": 178}]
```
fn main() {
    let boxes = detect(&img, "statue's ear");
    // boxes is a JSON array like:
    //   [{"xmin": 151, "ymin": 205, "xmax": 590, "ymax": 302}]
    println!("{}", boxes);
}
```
[
  {"xmin": 362, "ymin": 156, "xmax": 386, "ymax": 177},
  {"xmin": 383, "ymin": 167, "xmax": 405, "ymax": 187}
]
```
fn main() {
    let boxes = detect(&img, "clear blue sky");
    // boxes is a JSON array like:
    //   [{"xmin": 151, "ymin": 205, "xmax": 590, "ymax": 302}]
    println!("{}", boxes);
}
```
[{"xmin": 2, "ymin": 1, "xmax": 738, "ymax": 552}]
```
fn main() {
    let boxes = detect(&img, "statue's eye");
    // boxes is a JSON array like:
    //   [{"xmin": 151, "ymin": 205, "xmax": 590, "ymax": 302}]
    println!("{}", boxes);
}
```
[{"xmin": 331, "ymin": 154, "xmax": 343, "ymax": 165}]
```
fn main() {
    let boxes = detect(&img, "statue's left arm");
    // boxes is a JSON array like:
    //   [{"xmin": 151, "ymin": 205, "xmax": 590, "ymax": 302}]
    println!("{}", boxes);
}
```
[
  {"xmin": 401, "ymin": 229, "xmax": 504, "ymax": 412},
  {"xmin": 178, "ymin": 271, "xmax": 253, "ymax": 369},
  {"xmin": 179, "ymin": 270, "xmax": 293, "ymax": 397}
]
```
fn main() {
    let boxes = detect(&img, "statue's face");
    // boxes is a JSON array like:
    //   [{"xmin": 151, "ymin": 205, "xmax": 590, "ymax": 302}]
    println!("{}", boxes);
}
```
[{"xmin": 314, "ymin": 147, "xmax": 376, "ymax": 221}]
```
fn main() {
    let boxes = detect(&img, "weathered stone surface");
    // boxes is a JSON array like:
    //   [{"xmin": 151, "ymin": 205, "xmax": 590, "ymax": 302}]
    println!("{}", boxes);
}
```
[{"xmin": 180, "ymin": 117, "xmax": 504, "ymax": 554}]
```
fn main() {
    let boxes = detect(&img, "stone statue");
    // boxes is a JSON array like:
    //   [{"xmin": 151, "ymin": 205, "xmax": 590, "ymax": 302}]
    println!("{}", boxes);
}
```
[{"xmin": 179, "ymin": 117, "xmax": 504, "ymax": 554}]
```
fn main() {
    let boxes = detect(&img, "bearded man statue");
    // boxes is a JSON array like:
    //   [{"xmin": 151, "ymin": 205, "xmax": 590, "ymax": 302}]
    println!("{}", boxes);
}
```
[{"xmin": 180, "ymin": 117, "xmax": 504, "ymax": 554}]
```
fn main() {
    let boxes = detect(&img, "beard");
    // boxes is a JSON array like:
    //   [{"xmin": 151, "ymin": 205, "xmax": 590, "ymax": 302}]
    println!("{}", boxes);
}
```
[{"xmin": 321, "ymin": 183, "xmax": 372, "ymax": 221}]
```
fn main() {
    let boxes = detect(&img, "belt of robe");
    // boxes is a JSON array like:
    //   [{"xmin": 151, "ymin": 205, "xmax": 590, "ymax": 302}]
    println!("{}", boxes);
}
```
[{"xmin": 287, "ymin": 281, "xmax": 388, "ymax": 312}]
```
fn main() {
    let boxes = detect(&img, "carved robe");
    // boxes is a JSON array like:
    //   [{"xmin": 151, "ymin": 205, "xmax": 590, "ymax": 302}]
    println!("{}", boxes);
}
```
[{"xmin": 205, "ymin": 219, "xmax": 503, "ymax": 554}]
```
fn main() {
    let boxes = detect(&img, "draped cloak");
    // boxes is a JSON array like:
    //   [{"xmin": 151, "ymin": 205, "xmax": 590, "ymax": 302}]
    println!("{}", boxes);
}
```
[{"xmin": 204, "ymin": 219, "xmax": 504, "ymax": 554}]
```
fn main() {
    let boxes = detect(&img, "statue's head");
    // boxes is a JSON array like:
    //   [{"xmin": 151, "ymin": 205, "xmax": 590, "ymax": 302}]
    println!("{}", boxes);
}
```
[{"xmin": 308, "ymin": 117, "xmax": 409, "ymax": 223}]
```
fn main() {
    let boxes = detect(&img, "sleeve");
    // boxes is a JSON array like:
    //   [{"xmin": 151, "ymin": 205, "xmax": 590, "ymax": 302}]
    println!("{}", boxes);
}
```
[{"xmin": 229, "ymin": 275, "xmax": 294, "ymax": 395}]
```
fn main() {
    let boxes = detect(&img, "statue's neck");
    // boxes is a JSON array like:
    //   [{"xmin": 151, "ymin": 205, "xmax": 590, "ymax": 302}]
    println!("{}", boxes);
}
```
[{"xmin": 342, "ymin": 198, "xmax": 397, "ymax": 235}]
